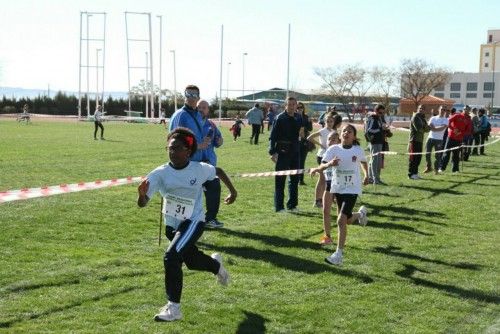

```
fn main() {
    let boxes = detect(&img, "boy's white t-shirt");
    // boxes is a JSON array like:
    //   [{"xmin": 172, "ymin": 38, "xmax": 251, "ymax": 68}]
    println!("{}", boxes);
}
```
[
  {"xmin": 316, "ymin": 128, "xmax": 334, "ymax": 157},
  {"xmin": 145, "ymin": 161, "xmax": 216, "ymax": 229},
  {"xmin": 322, "ymin": 144, "xmax": 367, "ymax": 195},
  {"xmin": 428, "ymin": 116, "xmax": 448, "ymax": 140}
]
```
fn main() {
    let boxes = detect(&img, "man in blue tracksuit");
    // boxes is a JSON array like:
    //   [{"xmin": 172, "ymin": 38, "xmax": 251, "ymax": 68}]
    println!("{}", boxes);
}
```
[{"xmin": 169, "ymin": 85, "xmax": 224, "ymax": 228}]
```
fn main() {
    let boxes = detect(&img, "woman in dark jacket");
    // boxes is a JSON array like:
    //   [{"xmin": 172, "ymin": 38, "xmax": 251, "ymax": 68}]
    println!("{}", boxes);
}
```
[{"xmin": 298, "ymin": 102, "xmax": 313, "ymax": 185}]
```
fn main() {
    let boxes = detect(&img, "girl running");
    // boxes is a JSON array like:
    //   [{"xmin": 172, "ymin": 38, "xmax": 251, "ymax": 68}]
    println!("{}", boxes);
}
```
[
  {"xmin": 319, "ymin": 131, "xmax": 340, "ymax": 245},
  {"xmin": 310, "ymin": 124, "xmax": 369, "ymax": 265},
  {"xmin": 307, "ymin": 112, "xmax": 342, "ymax": 207}
]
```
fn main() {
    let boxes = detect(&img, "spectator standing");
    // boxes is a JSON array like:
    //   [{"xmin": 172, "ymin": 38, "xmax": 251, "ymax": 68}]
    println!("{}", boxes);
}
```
[
  {"xmin": 298, "ymin": 102, "xmax": 313, "ymax": 185},
  {"xmin": 471, "ymin": 108, "xmax": 481, "ymax": 155},
  {"xmin": 478, "ymin": 108, "xmax": 490, "ymax": 155},
  {"xmin": 267, "ymin": 105, "xmax": 276, "ymax": 131},
  {"xmin": 160, "ymin": 108, "xmax": 167, "ymax": 128},
  {"xmin": 198, "ymin": 99, "xmax": 225, "ymax": 228},
  {"xmin": 365, "ymin": 104, "xmax": 389, "ymax": 184},
  {"xmin": 438, "ymin": 107, "xmax": 470, "ymax": 173},
  {"xmin": 245, "ymin": 103, "xmax": 264, "ymax": 144},
  {"xmin": 269, "ymin": 97, "xmax": 302, "ymax": 212},
  {"xmin": 93, "ymin": 105, "xmax": 105, "ymax": 140},
  {"xmin": 462, "ymin": 106, "xmax": 474, "ymax": 161},
  {"xmin": 169, "ymin": 85, "xmax": 223, "ymax": 228},
  {"xmin": 424, "ymin": 106, "xmax": 448, "ymax": 174},
  {"xmin": 408, "ymin": 105, "xmax": 430, "ymax": 179}
]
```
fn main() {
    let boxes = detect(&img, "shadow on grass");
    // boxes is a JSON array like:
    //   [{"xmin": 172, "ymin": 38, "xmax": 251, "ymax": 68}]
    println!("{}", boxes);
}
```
[
  {"xmin": 202, "ymin": 244, "xmax": 374, "ymax": 284},
  {"xmin": 396, "ymin": 264, "xmax": 500, "ymax": 304},
  {"xmin": 399, "ymin": 184, "xmax": 464, "ymax": 196},
  {"xmin": 236, "ymin": 311, "xmax": 267, "ymax": 334},
  {"xmin": 0, "ymin": 286, "xmax": 139, "ymax": 328},
  {"xmin": 363, "ymin": 190, "xmax": 400, "ymax": 198},
  {"xmin": 367, "ymin": 219, "xmax": 433, "ymax": 236},
  {"xmin": 373, "ymin": 246, "xmax": 482, "ymax": 270},
  {"xmin": 2, "ymin": 270, "xmax": 148, "ymax": 294},
  {"xmin": 216, "ymin": 229, "xmax": 321, "ymax": 249}
]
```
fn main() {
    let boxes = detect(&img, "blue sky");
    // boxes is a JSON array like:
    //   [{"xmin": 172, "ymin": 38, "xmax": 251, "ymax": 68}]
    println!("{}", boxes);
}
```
[{"xmin": 1, "ymin": 0, "xmax": 500, "ymax": 99}]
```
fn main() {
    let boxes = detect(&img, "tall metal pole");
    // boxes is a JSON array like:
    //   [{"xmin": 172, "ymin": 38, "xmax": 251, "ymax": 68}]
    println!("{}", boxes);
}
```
[
  {"xmin": 86, "ymin": 14, "xmax": 92, "ymax": 117},
  {"xmin": 145, "ymin": 51, "xmax": 149, "ymax": 118},
  {"xmin": 78, "ymin": 12, "xmax": 83, "ymax": 119},
  {"xmin": 242, "ymin": 52, "xmax": 247, "ymax": 97},
  {"xmin": 218, "ymin": 25, "xmax": 224, "ymax": 125},
  {"xmin": 96, "ymin": 48, "xmax": 101, "ymax": 107},
  {"xmin": 124, "ymin": 12, "xmax": 131, "ymax": 111},
  {"xmin": 170, "ymin": 50, "xmax": 177, "ymax": 111},
  {"xmin": 157, "ymin": 15, "xmax": 162, "ymax": 117},
  {"xmin": 148, "ymin": 13, "xmax": 154, "ymax": 119},
  {"xmin": 227, "ymin": 62, "xmax": 231, "ymax": 98},
  {"xmin": 101, "ymin": 13, "xmax": 106, "ymax": 109},
  {"xmin": 286, "ymin": 23, "xmax": 291, "ymax": 98}
]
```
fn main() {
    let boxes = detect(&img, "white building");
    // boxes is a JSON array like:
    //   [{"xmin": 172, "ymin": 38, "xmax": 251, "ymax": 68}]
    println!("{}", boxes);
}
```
[{"xmin": 432, "ymin": 29, "xmax": 499, "ymax": 109}]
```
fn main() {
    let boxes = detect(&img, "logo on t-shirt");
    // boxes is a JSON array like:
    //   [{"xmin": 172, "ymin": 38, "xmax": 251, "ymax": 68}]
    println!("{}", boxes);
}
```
[
  {"xmin": 190, "ymin": 178, "xmax": 197, "ymax": 185},
  {"xmin": 352, "ymin": 156, "xmax": 357, "ymax": 162}
]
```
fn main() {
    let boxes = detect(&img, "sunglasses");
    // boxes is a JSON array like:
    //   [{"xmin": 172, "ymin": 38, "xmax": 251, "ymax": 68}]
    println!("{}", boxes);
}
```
[{"xmin": 185, "ymin": 91, "xmax": 200, "ymax": 98}]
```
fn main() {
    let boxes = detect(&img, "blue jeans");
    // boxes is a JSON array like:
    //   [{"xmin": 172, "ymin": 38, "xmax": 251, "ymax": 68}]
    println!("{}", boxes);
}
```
[
  {"xmin": 368, "ymin": 143, "xmax": 383, "ymax": 182},
  {"xmin": 274, "ymin": 151, "xmax": 300, "ymax": 211},
  {"xmin": 425, "ymin": 138, "xmax": 443, "ymax": 170}
]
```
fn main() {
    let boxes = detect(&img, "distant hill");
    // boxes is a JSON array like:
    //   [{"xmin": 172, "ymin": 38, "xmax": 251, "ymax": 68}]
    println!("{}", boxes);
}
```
[{"xmin": 0, "ymin": 87, "xmax": 129, "ymax": 100}]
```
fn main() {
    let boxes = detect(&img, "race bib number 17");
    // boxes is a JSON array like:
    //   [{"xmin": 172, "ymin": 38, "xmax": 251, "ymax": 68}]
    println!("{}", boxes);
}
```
[{"xmin": 163, "ymin": 194, "xmax": 195, "ymax": 220}]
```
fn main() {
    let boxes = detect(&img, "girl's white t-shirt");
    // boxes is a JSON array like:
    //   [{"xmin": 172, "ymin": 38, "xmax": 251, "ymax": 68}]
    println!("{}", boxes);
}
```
[
  {"xmin": 322, "ymin": 144, "xmax": 366, "ymax": 194},
  {"xmin": 316, "ymin": 128, "xmax": 334, "ymax": 157}
]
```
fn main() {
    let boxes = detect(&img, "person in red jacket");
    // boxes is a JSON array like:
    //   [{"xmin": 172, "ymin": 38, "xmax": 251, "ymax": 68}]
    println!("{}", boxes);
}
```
[
  {"xmin": 438, "ymin": 108, "xmax": 470, "ymax": 173},
  {"xmin": 461, "ymin": 106, "xmax": 474, "ymax": 161}
]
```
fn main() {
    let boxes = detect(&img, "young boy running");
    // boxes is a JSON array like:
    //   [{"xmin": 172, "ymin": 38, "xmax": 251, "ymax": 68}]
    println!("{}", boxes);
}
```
[
  {"xmin": 310, "ymin": 124, "xmax": 369, "ymax": 265},
  {"xmin": 137, "ymin": 127, "xmax": 237, "ymax": 321}
]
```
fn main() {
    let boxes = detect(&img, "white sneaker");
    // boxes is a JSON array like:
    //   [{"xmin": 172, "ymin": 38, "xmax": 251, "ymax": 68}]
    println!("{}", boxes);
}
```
[
  {"xmin": 154, "ymin": 301, "xmax": 182, "ymax": 322},
  {"xmin": 358, "ymin": 206, "xmax": 368, "ymax": 226},
  {"xmin": 325, "ymin": 251, "xmax": 343, "ymax": 266},
  {"xmin": 211, "ymin": 253, "xmax": 230, "ymax": 286},
  {"xmin": 409, "ymin": 174, "xmax": 422, "ymax": 180}
]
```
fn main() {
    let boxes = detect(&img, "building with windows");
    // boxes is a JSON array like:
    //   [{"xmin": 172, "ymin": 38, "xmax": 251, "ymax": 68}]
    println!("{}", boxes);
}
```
[{"xmin": 431, "ymin": 29, "xmax": 499, "ymax": 110}]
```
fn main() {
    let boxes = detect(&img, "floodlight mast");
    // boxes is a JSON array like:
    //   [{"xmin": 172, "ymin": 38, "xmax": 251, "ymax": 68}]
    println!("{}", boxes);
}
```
[
  {"xmin": 124, "ymin": 11, "xmax": 154, "ymax": 118},
  {"xmin": 78, "ymin": 11, "xmax": 106, "ymax": 119}
]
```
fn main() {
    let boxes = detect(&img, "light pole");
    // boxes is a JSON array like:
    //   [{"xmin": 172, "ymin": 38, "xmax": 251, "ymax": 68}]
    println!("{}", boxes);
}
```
[
  {"xmin": 157, "ymin": 15, "xmax": 162, "ymax": 117},
  {"xmin": 170, "ymin": 50, "xmax": 177, "ymax": 111},
  {"xmin": 96, "ymin": 48, "xmax": 101, "ymax": 108},
  {"xmin": 86, "ymin": 13, "xmax": 92, "ymax": 117},
  {"xmin": 145, "ymin": 51, "xmax": 149, "ymax": 118},
  {"xmin": 242, "ymin": 52, "xmax": 248, "ymax": 97},
  {"xmin": 227, "ymin": 61, "xmax": 231, "ymax": 98}
]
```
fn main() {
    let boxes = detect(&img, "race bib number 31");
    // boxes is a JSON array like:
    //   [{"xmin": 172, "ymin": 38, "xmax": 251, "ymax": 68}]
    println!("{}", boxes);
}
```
[{"xmin": 163, "ymin": 194, "xmax": 195, "ymax": 220}]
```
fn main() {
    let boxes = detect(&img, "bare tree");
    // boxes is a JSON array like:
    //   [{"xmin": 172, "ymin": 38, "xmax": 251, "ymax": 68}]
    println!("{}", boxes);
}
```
[
  {"xmin": 372, "ymin": 66, "xmax": 399, "ymax": 114},
  {"xmin": 399, "ymin": 59, "xmax": 452, "ymax": 108},
  {"xmin": 315, "ymin": 64, "xmax": 383, "ymax": 120},
  {"xmin": 314, "ymin": 64, "xmax": 362, "ymax": 120}
]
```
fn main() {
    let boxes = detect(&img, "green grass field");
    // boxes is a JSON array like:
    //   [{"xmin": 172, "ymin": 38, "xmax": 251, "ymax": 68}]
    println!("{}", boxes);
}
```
[{"xmin": 0, "ymin": 119, "xmax": 499, "ymax": 333}]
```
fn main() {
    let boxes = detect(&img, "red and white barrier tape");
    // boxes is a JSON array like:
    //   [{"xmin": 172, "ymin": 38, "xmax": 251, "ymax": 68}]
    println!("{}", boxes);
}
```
[
  {"xmin": 0, "ymin": 176, "xmax": 145, "ymax": 204},
  {"xmin": 1, "ymin": 137, "xmax": 498, "ymax": 202}
]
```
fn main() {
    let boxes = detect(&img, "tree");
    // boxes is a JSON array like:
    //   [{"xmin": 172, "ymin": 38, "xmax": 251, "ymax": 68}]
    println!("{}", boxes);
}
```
[
  {"xmin": 399, "ymin": 58, "xmax": 452, "ymax": 108},
  {"xmin": 372, "ymin": 66, "xmax": 399, "ymax": 114},
  {"xmin": 314, "ymin": 64, "xmax": 377, "ymax": 120}
]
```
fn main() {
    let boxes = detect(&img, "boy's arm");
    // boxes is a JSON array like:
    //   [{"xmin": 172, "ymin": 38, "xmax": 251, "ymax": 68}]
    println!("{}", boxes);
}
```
[{"xmin": 215, "ymin": 167, "xmax": 237, "ymax": 204}]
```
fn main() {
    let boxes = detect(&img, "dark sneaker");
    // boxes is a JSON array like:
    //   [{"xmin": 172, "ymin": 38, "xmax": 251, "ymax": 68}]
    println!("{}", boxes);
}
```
[{"xmin": 205, "ymin": 219, "xmax": 224, "ymax": 228}]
